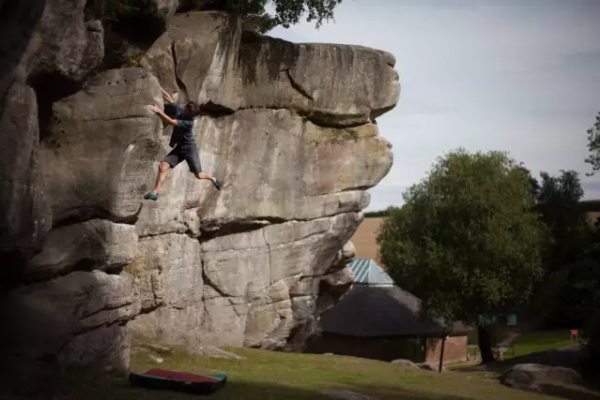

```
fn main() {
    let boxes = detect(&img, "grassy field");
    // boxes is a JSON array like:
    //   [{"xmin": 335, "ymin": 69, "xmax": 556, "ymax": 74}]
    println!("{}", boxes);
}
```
[
  {"xmin": 52, "ymin": 338, "xmax": 594, "ymax": 400},
  {"xmin": 507, "ymin": 330, "xmax": 575, "ymax": 359},
  {"xmin": 466, "ymin": 329, "xmax": 575, "ymax": 360}
]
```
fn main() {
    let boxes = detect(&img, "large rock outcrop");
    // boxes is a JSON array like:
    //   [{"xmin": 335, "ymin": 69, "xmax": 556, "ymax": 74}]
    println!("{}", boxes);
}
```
[
  {"xmin": 0, "ymin": 5, "xmax": 399, "ymax": 397},
  {"xmin": 0, "ymin": 0, "xmax": 104, "ymax": 269}
]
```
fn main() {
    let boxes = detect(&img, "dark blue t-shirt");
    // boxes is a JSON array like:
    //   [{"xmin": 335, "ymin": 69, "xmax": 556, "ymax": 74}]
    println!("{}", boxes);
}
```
[{"xmin": 168, "ymin": 103, "xmax": 195, "ymax": 148}]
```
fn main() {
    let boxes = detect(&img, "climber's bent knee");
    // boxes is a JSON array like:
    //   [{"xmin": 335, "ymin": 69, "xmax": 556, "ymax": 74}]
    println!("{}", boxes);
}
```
[{"xmin": 159, "ymin": 161, "xmax": 171, "ymax": 172}]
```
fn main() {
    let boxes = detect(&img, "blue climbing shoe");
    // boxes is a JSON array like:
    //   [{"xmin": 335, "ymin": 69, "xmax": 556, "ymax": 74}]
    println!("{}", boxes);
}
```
[
  {"xmin": 144, "ymin": 192, "xmax": 158, "ymax": 201},
  {"xmin": 212, "ymin": 178, "xmax": 221, "ymax": 191}
]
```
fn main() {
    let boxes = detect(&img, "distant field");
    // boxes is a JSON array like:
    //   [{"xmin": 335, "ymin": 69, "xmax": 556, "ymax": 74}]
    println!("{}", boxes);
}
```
[
  {"xmin": 351, "ymin": 217, "xmax": 384, "ymax": 264},
  {"xmin": 353, "ymin": 211, "xmax": 600, "ymax": 266}
]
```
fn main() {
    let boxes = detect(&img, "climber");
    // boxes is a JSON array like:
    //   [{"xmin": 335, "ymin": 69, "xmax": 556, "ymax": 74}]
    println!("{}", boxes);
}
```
[{"xmin": 144, "ymin": 87, "xmax": 221, "ymax": 201}]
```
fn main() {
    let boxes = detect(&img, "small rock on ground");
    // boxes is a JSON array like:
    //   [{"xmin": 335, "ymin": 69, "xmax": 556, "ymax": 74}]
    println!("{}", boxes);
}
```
[
  {"xmin": 321, "ymin": 389, "xmax": 379, "ymax": 400},
  {"xmin": 391, "ymin": 359, "xmax": 419, "ymax": 368},
  {"xmin": 138, "ymin": 342, "xmax": 173, "ymax": 355},
  {"xmin": 148, "ymin": 354, "xmax": 163, "ymax": 363},
  {"xmin": 417, "ymin": 363, "xmax": 436, "ymax": 371},
  {"xmin": 187, "ymin": 344, "xmax": 245, "ymax": 359}
]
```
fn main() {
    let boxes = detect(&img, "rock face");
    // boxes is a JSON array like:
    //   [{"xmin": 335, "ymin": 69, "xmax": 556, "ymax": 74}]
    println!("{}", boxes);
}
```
[
  {"xmin": 140, "ymin": 12, "xmax": 399, "ymax": 126},
  {"xmin": 0, "ymin": 6, "xmax": 399, "ymax": 397},
  {"xmin": 0, "ymin": 0, "xmax": 104, "ymax": 269}
]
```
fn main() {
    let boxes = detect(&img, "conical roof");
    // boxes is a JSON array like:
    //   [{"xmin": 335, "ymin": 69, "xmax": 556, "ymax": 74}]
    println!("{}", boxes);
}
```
[{"xmin": 348, "ymin": 258, "xmax": 394, "ymax": 286}]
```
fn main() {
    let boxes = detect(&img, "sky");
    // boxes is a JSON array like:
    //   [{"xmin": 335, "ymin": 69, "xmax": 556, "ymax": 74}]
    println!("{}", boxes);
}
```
[{"xmin": 267, "ymin": 0, "xmax": 600, "ymax": 211}]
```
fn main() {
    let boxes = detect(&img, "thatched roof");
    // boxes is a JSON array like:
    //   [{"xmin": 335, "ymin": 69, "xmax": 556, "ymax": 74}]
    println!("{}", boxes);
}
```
[{"xmin": 320, "ymin": 259, "xmax": 472, "ymax": 338}]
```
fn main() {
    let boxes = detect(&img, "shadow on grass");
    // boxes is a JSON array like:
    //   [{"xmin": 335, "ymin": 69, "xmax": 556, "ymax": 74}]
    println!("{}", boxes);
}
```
[
  {"xmin": 55, "ymin": 375, "xmax": 474, "ymax": 400},
  {"xmin": 348, "ymin": 383, "xmax": 472, "ymax": 400},
  {"xmin": 538, "ymin": 384, "xmax": 600, "ymax": 400}
]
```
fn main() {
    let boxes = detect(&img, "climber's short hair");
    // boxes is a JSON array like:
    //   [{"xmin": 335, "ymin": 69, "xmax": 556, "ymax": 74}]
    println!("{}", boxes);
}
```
[{"xmin": 183, "ymin": 101, "xmax": 202, "ymax": 118}]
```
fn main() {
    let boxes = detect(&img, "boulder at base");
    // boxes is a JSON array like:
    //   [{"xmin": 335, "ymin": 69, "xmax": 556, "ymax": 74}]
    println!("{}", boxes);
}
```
[{"xmin": 499, "ymin": 363, "xmax": 583, "ymax": 393}]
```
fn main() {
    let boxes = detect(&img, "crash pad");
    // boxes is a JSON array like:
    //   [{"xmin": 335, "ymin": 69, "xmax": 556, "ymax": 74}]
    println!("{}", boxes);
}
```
[{"xmin": 129, "ymin": 368, "xmax": 227, "ymax": 394}]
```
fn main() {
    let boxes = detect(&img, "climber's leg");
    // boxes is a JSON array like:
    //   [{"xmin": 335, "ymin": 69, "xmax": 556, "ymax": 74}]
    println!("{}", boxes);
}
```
[
  {"xmin": 185, "ymin": 146, "xmax": 221, "ymax": 190},
  {"xmin": 153, "ymin": 161, "xmax": 171, "ymax": 192},
  {"xmin": 195, "ymin": 172, "xmax": 222, "ymax": 191},
  {"xmin": 144, "ymin": 149, "xmax": 182, "ymax": 200}
]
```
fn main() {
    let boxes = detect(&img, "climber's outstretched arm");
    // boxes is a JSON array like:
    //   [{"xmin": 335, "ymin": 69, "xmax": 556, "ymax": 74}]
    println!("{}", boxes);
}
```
[
  {"xmin": 149, "ymin": 104, "xmax": 179, "ymax": 127},
  {"xmin": 161, "ymin": 87, "xmax": 174, "ymax": 104}
]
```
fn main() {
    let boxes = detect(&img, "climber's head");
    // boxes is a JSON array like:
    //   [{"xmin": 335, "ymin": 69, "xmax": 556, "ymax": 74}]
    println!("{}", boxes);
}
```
[{"xmin": 182, "ymin": 101, "xmax": 201, "ymax": 118}]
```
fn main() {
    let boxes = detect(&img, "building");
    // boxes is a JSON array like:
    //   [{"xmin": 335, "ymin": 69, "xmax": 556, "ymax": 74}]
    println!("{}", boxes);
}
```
[{"xmin": 307, "ymin": 258, "xmax": 472, "ymax": 366}]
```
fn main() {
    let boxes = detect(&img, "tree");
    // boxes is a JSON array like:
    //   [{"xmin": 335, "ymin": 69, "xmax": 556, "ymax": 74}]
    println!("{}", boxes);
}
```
[
  {"xmin": 535, "ymin": 170, "xmax": 588, "ymax": 270},
  {"xmin": 585, "ymin": 111, "xmax": 600, "ymax": 176},
  {"xmin": 378, "ymin": 149, "xmax": 548, "ymax": 363},
  {"xmin": 581, "ymin": 111, "xmax": 600, "ymax": 368},
  {"xmin": 525, "ymin": 170, "xmax": 596, "ymax": 328},
  {"xmin": 87, "ymin": 0, "xmax": 344, "ymax": 33},
  {"xmin": 570, "ymin": 216, "xmax": 600, "ymax": 369},
  {"xmin": 180, "ymin": 0, "xmax": 345, "ymax": 32}
]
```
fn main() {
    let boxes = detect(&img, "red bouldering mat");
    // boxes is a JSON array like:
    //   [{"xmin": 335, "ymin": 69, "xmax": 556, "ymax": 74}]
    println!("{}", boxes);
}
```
[
  {"xmin": 129, "ymin": 368, "xmax": 227, "ymax": 394},
  {"xmin": 145, "ymin": 369, "xmax": 221, "ymax": 383}
]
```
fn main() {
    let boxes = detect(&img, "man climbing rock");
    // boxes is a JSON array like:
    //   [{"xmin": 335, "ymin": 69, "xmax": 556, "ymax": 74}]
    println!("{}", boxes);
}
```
[{"xmin": 144, "ymin": 87, "xmax": 221, "ymax": 201}]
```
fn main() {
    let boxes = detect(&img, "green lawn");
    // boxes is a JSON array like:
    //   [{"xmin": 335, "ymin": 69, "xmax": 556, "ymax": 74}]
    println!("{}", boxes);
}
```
[
  {"xmin": 507, "ymin": 330, "xmax": 575, "ymax": 359},
  {"xmin": 52, "ymin": 338, "xmax": 585, "ymax": 400},
  {"xmin": 466, "ymin": 329, "xmax": 573, "ymax": 360}
]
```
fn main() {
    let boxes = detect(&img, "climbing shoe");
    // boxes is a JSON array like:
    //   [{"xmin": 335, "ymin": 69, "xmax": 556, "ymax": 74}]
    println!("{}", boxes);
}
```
[
  {"xmin": 212, "ymin": 178, "xmax": 221, "ymax": 191},
  {"xmin": 144, "ymin": 192, "xmax": 158, "ymax": 201}
]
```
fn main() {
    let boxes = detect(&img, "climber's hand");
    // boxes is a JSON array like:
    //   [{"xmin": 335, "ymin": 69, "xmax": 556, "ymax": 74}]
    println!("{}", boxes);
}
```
[
  {"xmin": 148, "ymin": 104, "xmax": 161, "ymax": 113},
  {"xmin": 148, "ymin": 104, "xmax": 178, "ymax": 126}
]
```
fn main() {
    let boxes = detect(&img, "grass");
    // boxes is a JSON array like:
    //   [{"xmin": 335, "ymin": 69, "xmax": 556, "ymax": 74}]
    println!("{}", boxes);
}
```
[
  {"xmin": 507, "ymin": 330, "xmax": 575, "ymax": 359},
  {"xmin": 466, "ymin": 329, "xmax": 573, "ymax": 359},
  {"xmin": 52, "ymin": 338, "xmax": 581, "ymax": 400},
  {"xmin": 453, "ymin": 329, "xmax": 578, "ymax": 373}
]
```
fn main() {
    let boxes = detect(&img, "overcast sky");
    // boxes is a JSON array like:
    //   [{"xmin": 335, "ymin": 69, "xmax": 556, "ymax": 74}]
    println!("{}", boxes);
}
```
[{"xmin": 268, "ymin": 0, "xmax": 600, "ymax": 211}]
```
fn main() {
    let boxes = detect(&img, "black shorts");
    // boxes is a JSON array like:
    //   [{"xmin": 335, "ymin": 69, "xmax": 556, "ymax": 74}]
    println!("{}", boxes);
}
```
[{"xmin": 163, "ymin": 145, "xmax": 202, "ymax": 174}]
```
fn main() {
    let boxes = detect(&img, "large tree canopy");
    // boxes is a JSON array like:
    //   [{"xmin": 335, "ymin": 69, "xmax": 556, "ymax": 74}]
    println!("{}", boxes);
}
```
[{"xmin": 378, "ymin": 149, "xmax": 548, "ymax": 363}]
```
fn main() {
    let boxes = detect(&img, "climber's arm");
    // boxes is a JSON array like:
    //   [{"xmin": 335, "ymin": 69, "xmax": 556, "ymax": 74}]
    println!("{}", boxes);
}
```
[
  {"xmin": 149, "ymin": 104, "xmax": 180, "ymax": 127},
  {"xmin": 161, "ymin": 87, "xmax": 174, "ymax": 104}
]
